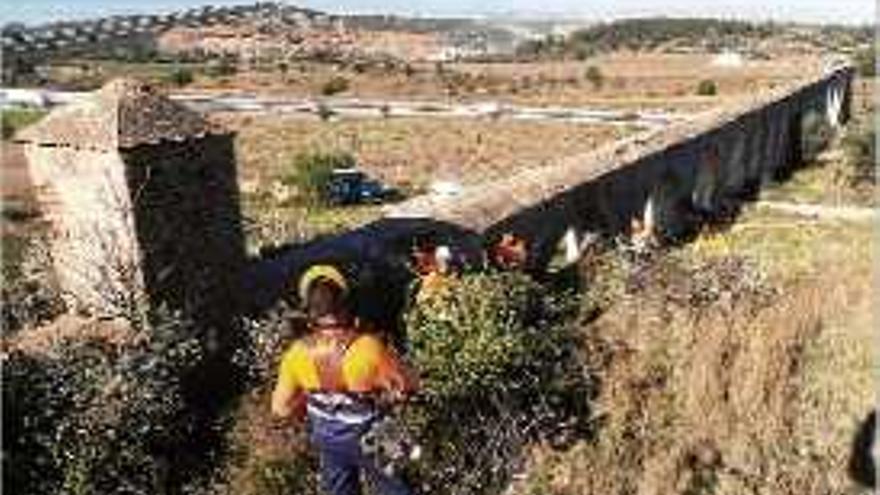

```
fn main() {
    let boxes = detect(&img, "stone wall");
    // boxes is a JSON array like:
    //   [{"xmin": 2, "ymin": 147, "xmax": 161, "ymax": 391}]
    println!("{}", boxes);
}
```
[
  {"xmin": 24, "ymin": 133, "xmax": 245, "ymax": 321},
  {"xmin": 387, "ymin": 65, "xmax": 855, "ymax": 268},
  {"xmin": 24, "ymin": 144, "xmax": 144, "ymax": 312},
  {"xmin": 123, "ymin": 134, "xmax": 245, "ymax": 323}
]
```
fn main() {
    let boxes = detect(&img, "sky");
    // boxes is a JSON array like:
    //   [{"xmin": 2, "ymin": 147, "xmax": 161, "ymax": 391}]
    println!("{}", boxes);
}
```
[{"xmin": 1, "ymin": 0, "xmax": 873, "ymax": 26}]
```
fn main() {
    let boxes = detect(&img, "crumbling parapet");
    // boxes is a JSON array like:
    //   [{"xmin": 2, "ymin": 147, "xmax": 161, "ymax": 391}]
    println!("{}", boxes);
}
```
[{"xmin": 16, "ymin": 78, "xmax": 245, "ymax": 322}]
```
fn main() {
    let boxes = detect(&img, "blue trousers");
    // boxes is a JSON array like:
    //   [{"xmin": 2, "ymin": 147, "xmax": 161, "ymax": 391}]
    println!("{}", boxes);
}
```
[{"xmin": 311, "ymin": 416, "xmax": 412, "ymax": 495}]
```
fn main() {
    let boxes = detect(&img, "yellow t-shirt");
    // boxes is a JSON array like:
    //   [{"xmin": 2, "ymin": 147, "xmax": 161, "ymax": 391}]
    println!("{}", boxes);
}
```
[{"xmin": 276, "ymin": 333, "xmax": 402, "ymax": 396}]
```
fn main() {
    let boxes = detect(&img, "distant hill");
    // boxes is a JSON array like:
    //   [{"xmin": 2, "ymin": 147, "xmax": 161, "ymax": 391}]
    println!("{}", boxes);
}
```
[
  {"xmin": 1, "ymin": 2, "xmax": 526, "ymax": 84},
  {"xmin": 515, "ymin": 17, "xmax": 873, "ymax": 60}
]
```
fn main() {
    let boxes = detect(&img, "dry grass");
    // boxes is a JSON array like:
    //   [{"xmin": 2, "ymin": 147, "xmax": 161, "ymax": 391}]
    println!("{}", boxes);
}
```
[
  {"xmin": 221, "ymin": 114, "xmax": 628, "ymax": 248},
  {"xmin": 513, "ymin": 205, "xmax": 874, "ymax": 495},
  {"xmin": 183, "ymin": 53, "xmax": 818, "ymax": 111},
  {"xmin": 222, "ymin": 114, "xmax": 627, "ymax": 188}
]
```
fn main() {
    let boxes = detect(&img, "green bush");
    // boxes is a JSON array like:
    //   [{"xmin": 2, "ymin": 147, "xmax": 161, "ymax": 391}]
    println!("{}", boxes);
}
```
[
  {"xmin": 402, "ymin": 271, "xmax": 592, "ymax": 494},
  {"xmin": 320, "ymin": 76, "xmax": 350, "ymax": 96},
  {"xmin": 282, "ymin": 151, "xmax": 354, "ymax": 205},
  {"xmin": 696, "ymin": 79, "xmax": 718, "ymax": 96},
  {"xmin": 842, "ymin": 120, "xmax": 876, "ymax": 184},
  {"xmin": 2, "ymin": 311, "xmax": 204, "ymax": 495},
  {"xmin": 2, "ymin": 108, "xmax": 47, "ymax": 140},
  {"xmin": 584, "ymin": 65, "xmax": 604, "ymax": 90},
  {"xmin": 853, "ymin": 45, "xmax": 876, "ymax": 77},
  {"xmin": 165, "ymin": 67, "xmax": 194, "ymax": 87},
  {"xmin": 1, "ymin": 243, "xmax": 65, "ymax": 334}
]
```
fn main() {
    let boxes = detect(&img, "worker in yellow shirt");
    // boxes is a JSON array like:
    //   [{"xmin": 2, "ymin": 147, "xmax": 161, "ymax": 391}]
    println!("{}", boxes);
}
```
[{"xmin": 271, "ymin": 264, "xmax": 417, "ymax": 495}]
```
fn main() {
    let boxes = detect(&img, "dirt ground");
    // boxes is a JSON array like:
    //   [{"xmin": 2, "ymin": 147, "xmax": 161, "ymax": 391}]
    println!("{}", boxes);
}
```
[
  {"xmin": 218, "ymin": 114, "xmax": 630, "ymax": 249},
  {"xmin": 219, "ymin": 114, "xmax": 630, "ymax": 188}
]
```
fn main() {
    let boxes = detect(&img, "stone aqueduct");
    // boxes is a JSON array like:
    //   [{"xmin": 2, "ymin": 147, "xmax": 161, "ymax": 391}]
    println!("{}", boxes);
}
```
[
  {"xmin": 249, "ymin": 64, "xmax": 855, "ymax": 314},
  {"xmin": 18, "ymin": 65, "xmax": 854, "ymax": 321}
]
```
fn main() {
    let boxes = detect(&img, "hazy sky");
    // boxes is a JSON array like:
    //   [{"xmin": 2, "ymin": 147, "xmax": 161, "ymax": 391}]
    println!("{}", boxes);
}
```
[{"xmin": 1, "ymin": 0, "xmax": 873, "ymax": 26}]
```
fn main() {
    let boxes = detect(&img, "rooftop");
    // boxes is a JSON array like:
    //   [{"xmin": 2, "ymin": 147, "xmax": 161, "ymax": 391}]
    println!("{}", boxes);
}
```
[{"xmin": 16, "ymin": 78, "xmax": 223, "ymax": 150}]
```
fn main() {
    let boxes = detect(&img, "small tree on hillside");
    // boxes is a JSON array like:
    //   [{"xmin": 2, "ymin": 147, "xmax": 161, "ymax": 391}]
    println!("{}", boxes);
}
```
[
  {"xmin": 321, "ymin": 76, "xmax": 350, "ymax": 96},
  {"xmin": 283, "ymin": 151, "xmax": 355, "ymax": 205},
  {"xmin": 166, "ymin": 67, "xmax": 194, "ymax": 87},
  {"xmin": 585, "ymin": 65, "xmax": 604, "ymax": 90},
  {"xmin": 696, "ymin": 79, "xmax": 718, "ymax": 96}
]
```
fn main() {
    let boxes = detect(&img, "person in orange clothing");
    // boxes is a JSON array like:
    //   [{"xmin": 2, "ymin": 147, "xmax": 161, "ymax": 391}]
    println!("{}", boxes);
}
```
[
  {"xmin": 489, "ymin": 233, "xmax": 528, "ymax": 270},
  {"xmin": 271, "ymin": 264, "xmax": 418, "ymax": 495},
  {"xmin": 412, "ymin": 242, "xmax": 456, "ymax": 303}
]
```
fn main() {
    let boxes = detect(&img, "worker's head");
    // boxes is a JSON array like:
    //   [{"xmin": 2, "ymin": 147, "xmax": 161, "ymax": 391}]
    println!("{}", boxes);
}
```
[
  {"xmin": 411, "ymin": 235, "xmax": 438, "ymax": 275},
  {"xmin": 298, "ymin": 265, "xmax": 350, "ymax": 322}
]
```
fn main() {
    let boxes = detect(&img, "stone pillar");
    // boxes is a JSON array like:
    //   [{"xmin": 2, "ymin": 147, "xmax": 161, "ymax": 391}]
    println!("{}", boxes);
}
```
[{"xmin": 17, "ymin": 79, "xmax": 245, "ymax": 322}]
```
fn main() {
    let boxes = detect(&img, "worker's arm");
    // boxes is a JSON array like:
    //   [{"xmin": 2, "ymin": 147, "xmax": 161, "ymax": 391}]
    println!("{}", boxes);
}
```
[{"xmin": 271, "ymin": 345, "xmax": 307, "ymax": 420}]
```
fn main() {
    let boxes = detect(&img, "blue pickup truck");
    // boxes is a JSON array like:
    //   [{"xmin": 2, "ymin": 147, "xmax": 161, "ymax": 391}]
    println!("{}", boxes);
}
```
[{"xmin": 326, "ymin": 168, "xmax": 396, "ymax": 205}]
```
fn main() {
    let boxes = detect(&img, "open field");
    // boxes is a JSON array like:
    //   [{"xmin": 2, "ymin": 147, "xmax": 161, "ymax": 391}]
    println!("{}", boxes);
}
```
[
  {"xmin": 222, "ymin": 114, "xmax": 630, "ymax": 187},
  {"xmin": 41, "ymin": 52, "xmax": 822, "ymax": 112},
  {"xmin": 190, "ymin": 53, "xmax": 823, "ymax": 111},
  {"xmin": 219, "ymin": 114, "xmax": 632, "ymax": 248}
]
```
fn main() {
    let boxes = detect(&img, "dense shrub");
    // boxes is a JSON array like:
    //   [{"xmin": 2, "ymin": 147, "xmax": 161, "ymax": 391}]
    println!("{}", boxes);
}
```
[
  {"xmin": 2, "ymin": 108, "xmax": 46, "ymax": 140},
  {"xmin": 1, "ymin": 236, "xmax": 65, "ymax": 334},
  {"xmin": 853, "ymin": 45, "xmax": 876, "ymax": 77},
  {"xmin": 320, "ymin": 76, "xmax": 350, "ymax": 96},
  {"xmin": 222, "ymin": 271, "xmax": 592, "ymax": 495},
  {"xmin": 2, "ymin": 311, "xmax": 204, "ymax": 495},
  {"xmin": 165, "ymin": 67, "xmax": 194, "ymax": 87},
  {"xmin": 401, "ymin": 271, "xmax": 593, "ymax": 494},
  {"xmin": 842, "ymin": 120, "xmax": 876, "ymax": 184},
  {"xmin": 584, "ymin": 65, "xmax": 604, "ymax": 90},
  {"xmin": 696, "ymin": 79, "xmax": 718, "ymax": 96},
  {"xmin": 316, "ymin": 103, "xmax": 336, "ymax": 122},
  {"xmin": 282, "ymin": 151, "xmax": 354, "ymax": 205}
]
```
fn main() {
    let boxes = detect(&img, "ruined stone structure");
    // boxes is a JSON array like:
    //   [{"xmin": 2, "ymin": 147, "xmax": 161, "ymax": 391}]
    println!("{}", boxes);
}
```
[{"xmin": 16, "ymin": 79, "xmax": 245, "ymax": 320}]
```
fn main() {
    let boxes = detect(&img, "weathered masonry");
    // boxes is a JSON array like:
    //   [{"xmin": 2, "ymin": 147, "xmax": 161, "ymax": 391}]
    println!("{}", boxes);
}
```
[
  {"xmin": 387, "ymin": 64, "xmax": 854, "ymax": 269},
  {"xmin": 16, "ymin": 79, "xmax": 245, "ymax": 320}
]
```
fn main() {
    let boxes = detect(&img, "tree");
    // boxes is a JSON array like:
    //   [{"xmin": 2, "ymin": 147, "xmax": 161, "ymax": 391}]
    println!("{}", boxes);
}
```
[
  {"xmin": 320, "ymin": 76, "xmax": 349, "ymax": 96},
  {"xmin": 166, "ymin": 67, "xmax": 194, "ymax": 87},
  {"xmin": 585, "ymin": 65, "xmax": 604, "ymax": 90},
  {"xmin": 696, "ymin": 79, "xmax": 718, "ymax": 96}
]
